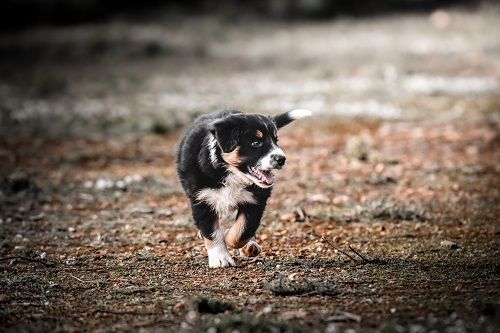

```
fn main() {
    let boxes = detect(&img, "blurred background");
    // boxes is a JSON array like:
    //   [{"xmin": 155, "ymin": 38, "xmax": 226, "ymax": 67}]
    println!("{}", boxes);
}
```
[{"xmin": 0, "ymin": 0, "xmax": 498, "ymax": 140}]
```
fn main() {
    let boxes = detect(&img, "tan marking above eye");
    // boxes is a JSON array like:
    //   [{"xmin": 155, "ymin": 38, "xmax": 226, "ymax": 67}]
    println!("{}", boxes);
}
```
[{"xmin": 255, "ymin": 130, "xmax": 263, "ymax": 138}]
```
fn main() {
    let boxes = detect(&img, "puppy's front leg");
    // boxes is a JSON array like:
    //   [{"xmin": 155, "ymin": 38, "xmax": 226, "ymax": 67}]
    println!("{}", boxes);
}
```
[
  {"xmin": 191, "ymin": 201, "xmax": 235, "ymax": 268},
  {"xmin": 225, "ymin": 204, "xmax": 264, "ymax": 257}
]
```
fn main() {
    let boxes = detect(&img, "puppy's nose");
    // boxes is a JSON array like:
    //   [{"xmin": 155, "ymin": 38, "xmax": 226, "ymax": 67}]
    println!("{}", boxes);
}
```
[{"xmin": 272, "ymin": 154, "xmax": 286, "ymax": 167}]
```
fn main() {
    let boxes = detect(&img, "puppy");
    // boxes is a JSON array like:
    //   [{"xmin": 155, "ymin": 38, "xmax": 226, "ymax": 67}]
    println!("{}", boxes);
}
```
[{"xmin": 176, "ymin": 109, "xmax": 311, "ymax": 268}]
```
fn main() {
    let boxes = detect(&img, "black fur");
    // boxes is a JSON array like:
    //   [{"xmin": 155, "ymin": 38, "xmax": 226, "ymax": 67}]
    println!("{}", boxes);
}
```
[{"xmin": 176, "ymin": 109, "xmax": 307, "ymax": 264}]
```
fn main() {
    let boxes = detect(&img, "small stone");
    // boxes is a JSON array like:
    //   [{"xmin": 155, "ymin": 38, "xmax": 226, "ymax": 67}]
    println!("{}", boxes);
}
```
[
  {"xmin": 95, "ymin": 178, "xmax": 113, "ymax": 190},
  {"xmin": 430, "ymin": 10, "xmax": 451, "ymax": 30},
  {"xmin": 325, "ymin": 323, "xmax": 339, "ymax": 333},
  {"xmin": 280, "ymin": 212, "xmax": 296, "ymax": 222},
  {"xmin": 185, "ymin": 310, "xmax": 198, "ymax": 323},
  {"xmin": 263, "ymin": 305, "xmax": 273, "ymax": 313},
  {"xmin": 308, "ymin": 193, "xmax": 330, "ymax": 203},
  {"xmin": 156, "ymin": 209, "xmax": 173, "ymax": 217},
  {"xmin": 115, "ymin": 180, "xmax": 126, "ymax": 189},
  {"xmin": 346, "ymin": 136, "xmax": 369, "ymax": 161},
  {"xmin": 440, "ymin": 240, "xmax": 459, "ymax": 249},
  {"xmin": 409, "ymin": 324, "xmax": 427, "ymax": 333}
]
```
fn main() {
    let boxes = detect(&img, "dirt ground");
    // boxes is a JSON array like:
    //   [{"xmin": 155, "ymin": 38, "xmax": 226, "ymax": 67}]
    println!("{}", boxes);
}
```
[{"xmin": 1, "ymin": 4, "xmax": 500, "ymax": 333}]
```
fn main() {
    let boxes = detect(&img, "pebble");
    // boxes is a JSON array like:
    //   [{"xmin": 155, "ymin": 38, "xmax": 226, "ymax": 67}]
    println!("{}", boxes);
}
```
[
  {"xmin": 440, "ymin": 240, "xmax": 459, "ymax": 249},
  {"xmin": 95, "ymin": 178, "xmax": 113, "ymax": 190},
  {"xmin": 325, "ymin": 324, "xmax": 339, "ymax": 333},
  {"xmin": 185, "ymin": 310, "xmax": 198, "ymax": 323}
]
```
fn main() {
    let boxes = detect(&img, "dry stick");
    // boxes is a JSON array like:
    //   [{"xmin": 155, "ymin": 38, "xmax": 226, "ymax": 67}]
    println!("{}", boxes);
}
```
[
  {"xmin": 404, "ymin": 248, "xmax": 440, "ymax": 260},
  {"xmin": 321, "ymin": 237, "xmax": 358, "ymax": 262},
  {"xmin": 0, "ymin": 256, "xmax": 56, "ymax": 267},
  {"xmin": 67, "ymin": 273, "xmax": 99, "ymax": 284},
  {"xmin": 348, "ymin": 245, "xmax": 370, "ymax": 263},
  {"xmin": 93, "ymin": 309, "xmax": 158, "ymax": 316},
  {"xmin": 133, "ymin": 319, "xmax": 174, "ymax": 329}
]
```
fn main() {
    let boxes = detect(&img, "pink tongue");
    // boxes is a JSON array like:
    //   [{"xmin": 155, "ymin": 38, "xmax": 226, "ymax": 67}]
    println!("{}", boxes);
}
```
[{"xmin": 261, "ymin": 171, "xmax": 274, "ymax": 185}]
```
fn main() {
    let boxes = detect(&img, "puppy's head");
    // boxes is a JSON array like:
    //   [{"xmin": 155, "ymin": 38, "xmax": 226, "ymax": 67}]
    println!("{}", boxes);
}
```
[{"xmin": 210, "ymin": 109, "xmax": 311, "ymax": 188}]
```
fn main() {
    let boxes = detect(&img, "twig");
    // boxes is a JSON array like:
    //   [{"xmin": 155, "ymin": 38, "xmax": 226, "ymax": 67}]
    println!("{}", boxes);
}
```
[
  {"xmin": 295, "ymin": 291, "xmax": 321, "ymax": 297},
  {"xmin": 348, "ymin": 245, "xmax": 370, "ymax": 263},
  {"xmin": 404, "ymin": 248, "xmax": 440, "ymax": 260},
  {"xmin": 321, "ymin": 237, "xmax": 357, "ymax": 262},
  {"xmin": 0, "ymin": 256, "xmax": 56, "ymax": 267},
  {"xmin": 133, "ymin": 318, "xmax": 174, "ymax": 328},
  {"xmin": 93, "ymin": 309, "xmax": 158, "ymax": 316},
  {"xmin": 67, "ymin": 273, "xmax": 99, "ymax": 284}
]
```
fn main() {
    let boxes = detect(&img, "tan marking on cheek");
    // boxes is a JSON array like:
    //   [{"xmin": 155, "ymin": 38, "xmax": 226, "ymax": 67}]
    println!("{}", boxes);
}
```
[
  {"xmin": 221, "ymin": 147, "xmax": 246, "ymax": 167},
  {"xmin": 256, "ymin": 130, "xmax": 263, "ymax": 138},
  {"xmin": 225, "ymin": 213, "xmax": 249, "ymax": 249}
]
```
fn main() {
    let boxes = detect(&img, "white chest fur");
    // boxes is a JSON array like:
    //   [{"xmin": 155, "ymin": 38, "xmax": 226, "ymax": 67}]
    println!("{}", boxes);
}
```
[{"xmin": 196, "ymin": 172, "xmax": 256, "ymax": 217}]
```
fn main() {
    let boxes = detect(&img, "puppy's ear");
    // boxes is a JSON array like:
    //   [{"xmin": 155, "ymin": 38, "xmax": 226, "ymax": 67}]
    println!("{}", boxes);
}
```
[
  {"xmin": 210, "ymin": 115, "xmax": 244, "ymax": 153},
  {"xmin": 274, "ymin": 109, "xmax": 312, "ymax": 129}
]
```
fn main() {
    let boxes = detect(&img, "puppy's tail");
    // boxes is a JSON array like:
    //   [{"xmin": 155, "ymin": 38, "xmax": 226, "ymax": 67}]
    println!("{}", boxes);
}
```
[{"xmin": 274, "ymin": 109, "xmax": 312, "ymax": 129}]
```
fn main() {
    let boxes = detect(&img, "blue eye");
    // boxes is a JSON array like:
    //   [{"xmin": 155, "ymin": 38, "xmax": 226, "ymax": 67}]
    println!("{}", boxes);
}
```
[{"xmin": 251, "ymin": 140, "xmax": 263, "ymax": 147}]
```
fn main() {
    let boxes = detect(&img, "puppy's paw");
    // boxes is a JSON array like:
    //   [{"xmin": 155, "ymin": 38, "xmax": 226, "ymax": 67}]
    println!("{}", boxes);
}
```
[
  {"xmin": 240, "ymin": 240, "xmax": 261, "ymax": 257},
  {"xmin": 208, "ymin": 246, "xmax": 236, "ymax": 268}
]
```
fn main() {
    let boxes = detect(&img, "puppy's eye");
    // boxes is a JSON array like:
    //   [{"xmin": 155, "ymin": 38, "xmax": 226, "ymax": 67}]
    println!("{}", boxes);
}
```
[{"xmin": 251, "ymin": 140, "xmax": 263, "ymax": 147}]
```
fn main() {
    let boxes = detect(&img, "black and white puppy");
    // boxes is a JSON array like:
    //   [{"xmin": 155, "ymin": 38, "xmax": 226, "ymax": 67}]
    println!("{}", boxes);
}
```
[{"xmin": 176, "ymin": 109, "xmax": 311, "ymax": 268}]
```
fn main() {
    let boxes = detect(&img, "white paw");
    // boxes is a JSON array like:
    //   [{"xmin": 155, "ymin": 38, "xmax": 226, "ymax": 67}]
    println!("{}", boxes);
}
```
[{"xmin": 208, "ymin": 245, "xmax": 236, "ymax": 268}]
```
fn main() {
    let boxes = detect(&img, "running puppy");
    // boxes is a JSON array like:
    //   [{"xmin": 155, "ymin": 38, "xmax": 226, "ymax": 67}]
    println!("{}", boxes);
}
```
[{"xmin": 176, "ymin": 109, "xmax": 311, "ymax": 268}]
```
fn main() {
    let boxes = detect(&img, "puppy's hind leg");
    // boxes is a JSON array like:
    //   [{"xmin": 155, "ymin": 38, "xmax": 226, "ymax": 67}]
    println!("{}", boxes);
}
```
[
  {"xmin": 240, "ymin": 237, "xmax": 262, "ymax": 257},
  {"xmin": 225, "ymin": 204, "xmax": 264, "ymax": 257},
  {"xmin": 191, "ymin": 201, "xmax": 235, "ymax": 268}
]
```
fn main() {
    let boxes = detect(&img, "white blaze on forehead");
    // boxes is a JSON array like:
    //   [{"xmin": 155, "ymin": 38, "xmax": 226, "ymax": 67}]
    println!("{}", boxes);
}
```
[
  {"xmin": 260, "ymin": 146, "xmax": 285, "ymax": 170},
  {"xmin": 289, "ymin": 109, "xmax": 312, "ymax": 119}
]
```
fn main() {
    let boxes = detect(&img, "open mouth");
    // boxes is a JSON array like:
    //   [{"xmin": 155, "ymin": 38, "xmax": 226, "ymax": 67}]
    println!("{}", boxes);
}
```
[{"xmin": 249, "ymin": 166, "xmax": 275, "ymax": 186}]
